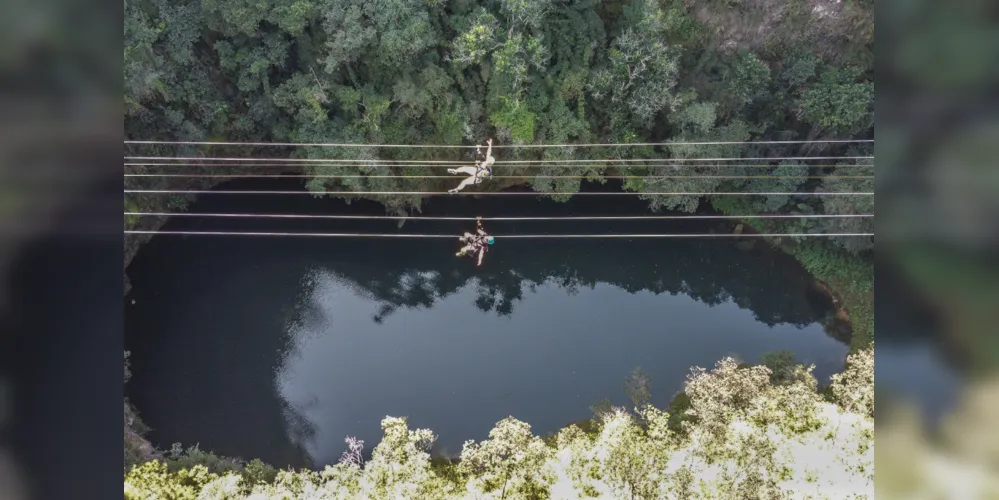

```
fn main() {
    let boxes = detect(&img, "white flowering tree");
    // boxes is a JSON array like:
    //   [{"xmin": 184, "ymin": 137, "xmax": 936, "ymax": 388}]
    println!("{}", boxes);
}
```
[
  {"xmin": 553, "ymin": 424, "xmax": 601, "ymax": 496},
  {"xmin": 830, "ymin": 347, "xmax": 875, "ymax": 416},
  {"xmin": 683, "ymin": 357, "xmax": 773, "ymax": 447},
  {"xmin": 593, "ymin": 407, "xmax": 673, "ymax": 499},
  {"xmin": 125, "ymin": 349, "xmax": 876, "ymax": 499},
  {"xmin": 675, "ymin": 356, "xmax": 871, "ymax": 498},
  {"xmin": 459, "ymin": 416, "xmax": 554, "ymax": 499},
  {"xmin": 356, "ymin": 416, "xmax": 448, "ymax": 499}
]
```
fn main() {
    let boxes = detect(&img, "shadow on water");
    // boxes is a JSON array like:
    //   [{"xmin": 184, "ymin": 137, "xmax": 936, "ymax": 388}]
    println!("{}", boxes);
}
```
[{"xmin": 125, "ymin": 177, "xmax": 850, "ymax": 468}]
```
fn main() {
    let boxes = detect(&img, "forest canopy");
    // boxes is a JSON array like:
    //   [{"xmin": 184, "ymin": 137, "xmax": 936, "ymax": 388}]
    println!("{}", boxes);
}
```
[
  {"xmin": 125, "ymin": 0, "xmax": 874, "ymax": 144},
  {"xmin": 125, "ymin": 0, "xmax": 874, "ymax": 235}
]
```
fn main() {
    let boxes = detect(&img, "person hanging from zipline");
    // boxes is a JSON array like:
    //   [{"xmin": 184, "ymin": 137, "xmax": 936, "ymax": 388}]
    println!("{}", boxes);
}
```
[
  {"xmin": 447, "ymin": 138, "xmax": 495, "ymax": 194},
  {"xmin": 456, "ymin": 217, "xmax": 494, "ymax": 266}
]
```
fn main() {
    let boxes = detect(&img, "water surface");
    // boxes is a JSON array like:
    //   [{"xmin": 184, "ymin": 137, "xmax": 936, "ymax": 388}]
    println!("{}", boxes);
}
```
[{"xmin": 125, "ymin": 179, "xmax": 850, "ymax": 467}]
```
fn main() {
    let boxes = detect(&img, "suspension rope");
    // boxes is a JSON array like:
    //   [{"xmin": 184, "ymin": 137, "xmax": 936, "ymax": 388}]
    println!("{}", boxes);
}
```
[
  {"xmin": 124, "ymin": 230, "xmax": 874, "ymax": 238},
  {"xmin": 124, "ymin": 189, "xmax": 874, "ymax": 196},
  {"xmin": 123, "ymin": 163, "xmax": 875, "ymax": 171},
  {"xmin": 124, "ymin": 212, "xmax": 873, "ymax": 221},
  {"xmin": 124, "ymin": 139, "xmax": 874, "ymax": 148},
  {"xmin": 123, "ymin": 174, "xmax": 875, "ymax": 180},
  {"xmin": 124, "ymin": 156, "xmax": 874, "ymax": 164}
]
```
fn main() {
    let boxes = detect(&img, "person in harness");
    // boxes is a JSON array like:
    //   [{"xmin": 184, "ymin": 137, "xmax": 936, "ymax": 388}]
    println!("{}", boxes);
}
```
[
  {"xmin": 456, "ymin": 217, "xmax": 494, "ymax": 266},
  {"xmin": 447, "ymin": 138, "xmax": 495, "ymax": 194}
]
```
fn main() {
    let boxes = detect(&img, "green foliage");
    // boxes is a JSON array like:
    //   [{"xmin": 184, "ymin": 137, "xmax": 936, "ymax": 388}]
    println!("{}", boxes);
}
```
[
  {"xmin": 818, "ymin": 163, "xmax": 875, "ymax": 254},
  {"xmin": 451, "ymin": 8, "xmax": 501, "ymax": 66},
  {"xmin": 780, "ymin": 51, "xmax": 820, "ymax": 90},
  {"xmin": 124, "ymin": 439, "xmax": 150, "ymax": 474},
  {"xmin": 242, "ymin": 459, "xmax": 278, "ymax": 485},
  {"xmin": 703, "ymin": 210, "xmax": 874, "ymax": 352},
  {"xmin": 737, "ymin": 161, "xmax": 810, "ymax": 212},
  {"xmin": 123, "ymin": 0, "xmax": 871, "ymax": 148},
  {"xmin": 799, "ymin": 68, "xmax": 874, "ymax": 133},
  {"xmin": 166, "ymin": 443, "xmax": 244, "ymax": 475},
  {"xmin": 123, "ymin": 0, "xmax": 871, "ymax": 178},
  {"xmin": 730, "ymin": 52, "xmax": 772, "ymax": 104},
  {"xmin": 429, "ymin": 456, "xmax": 463, "ymax": 487},
  {"xmin": 321, "ymin": 0, "xmax": 436, "ymax": 73},
  {"xmin": 125, "ymin": 351, "xmax": 153, "ymax": 471},
  {"xmin": 499, "ymin": 0, "xmax": 554, "ymax": 30},
  {"xmin": 124, "ymin": 405, "xmax": 154, "ymax": 472},
  {"xmin": 490, "ymin": 98, "xmax": 537, "ymax": 143},
  {"xmin": 666, "ymin": 391, "xmax": 695, "ymax": 433},
  {"xmin": 123, "ymin": 0, "xmax": 164, "ymax": 113},
  {"xmin": 588, "ymin": 0, "xmax": 682, "ymax": 124},
  {"xmin": 125, "ymin": 461, "xmax": 221, "ymax": 500},
  {"xmin": 780, "ymin": 239, "xmax": 874, "ymax": 350},
  {"xmin": 628, "ymin": 114, "xmax": 750, "ymax": 213},
  {"xmin": 676, "ymin": 101, "xmax": 717, "ymax": 134},
  {"xmin": 761, "ymin": 350, "xmax": 797, "ymax": 385}
]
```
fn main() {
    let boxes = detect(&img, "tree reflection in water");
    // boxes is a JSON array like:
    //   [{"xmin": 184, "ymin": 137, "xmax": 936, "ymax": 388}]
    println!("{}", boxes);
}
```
[{"xmin": 309, "ymin": 234, "xmax": 839, "ymax": 336}]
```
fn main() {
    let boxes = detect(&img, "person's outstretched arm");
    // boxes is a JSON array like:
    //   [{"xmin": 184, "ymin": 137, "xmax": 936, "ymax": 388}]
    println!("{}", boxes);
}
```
[{"xmin": 485, "ymin": 138, "xmax": 493, "ymax": 160}]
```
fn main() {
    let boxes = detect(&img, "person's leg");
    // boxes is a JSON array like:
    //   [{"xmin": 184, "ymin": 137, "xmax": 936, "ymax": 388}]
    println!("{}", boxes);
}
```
[
  {"xmin": 447, "ymin": 166, "xmax": 477, "ymax": 175},
  {"xmin": 456, "ymin": 243, "xmax": 474, "ymax": 256},
  {"xmin": 448, "ymin": 175, "xmax": 477, "ymax": 193},
  {"xmin": 477, "ymin": 248, "xmax": 485, "ymax": 266}
]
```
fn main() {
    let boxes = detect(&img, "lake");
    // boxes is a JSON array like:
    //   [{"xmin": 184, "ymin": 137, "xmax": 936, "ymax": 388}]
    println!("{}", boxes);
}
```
[{"xmin": 124, "ymin": 178, "xmax": 851, "ymax": 468}]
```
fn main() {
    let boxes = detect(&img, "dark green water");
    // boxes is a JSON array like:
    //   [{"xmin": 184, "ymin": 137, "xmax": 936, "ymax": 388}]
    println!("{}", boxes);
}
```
[{"xmin": 125, "ymin": 178, "xmax": 850, "ymax": 468}]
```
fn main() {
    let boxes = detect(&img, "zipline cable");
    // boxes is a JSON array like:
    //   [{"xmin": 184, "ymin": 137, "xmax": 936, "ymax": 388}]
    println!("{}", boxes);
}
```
[
  {"xmin": 124, "ymin": 230, "xmax": 874, "ymax": 238},
  {"xmin": 124, "ymin": 212, "xmax": 873, "ymax": 221},
  {"xmin": 124, "ymin": 190, "xmax": 874, "ymax": 196},
  {"xmin": 124, "ymin": 163, "xmax": 874, "ymax": 172},
  {"xmin": 124, "ymin": 156, "xmax": 874, "ymax": 164},
  {"xmin": 122, "ymin": 174, "xmax": 875, "ymax": 179},
  {"xmin": 124, "ymin": 139, "xmax": 875, "ymax": 148}
]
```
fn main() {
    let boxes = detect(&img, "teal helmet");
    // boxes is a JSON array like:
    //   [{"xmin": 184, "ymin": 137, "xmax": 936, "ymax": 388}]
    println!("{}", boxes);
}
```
[{"xmin": 486, "ymin": 236, "xmax": 495, "ymax": 245}]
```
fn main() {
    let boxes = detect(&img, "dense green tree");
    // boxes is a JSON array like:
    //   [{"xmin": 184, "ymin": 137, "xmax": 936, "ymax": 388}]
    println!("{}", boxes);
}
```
[
  {"xmin": 761, "ymin": 350, "xmax": 798, "ymax": 385},
  {"xmin": 779, "ymin": 51, "xmax": 820, "ymax": 92},
  {"xmin": 123, "ymin": 0, "xmax": 872, "ymax": 186},
  {"xmin": 799, "ymin": 67, "xmax": 874, "ymax": 134},
  {"xmin": 736, "ymin": 161, "xmax": 810, "ymax": 213},
  {"xmin": 588, "ymin": 0, "xmax": 681, "ymax": 129},
  {"xmin": 817, "ymin": 163, "xmax": 875, "ymax": 253},
  {"xmin": 729, "ymin": 52, "xmax": 772, "ymax": 105},
  {"xmin": 625, "ymin": 96, "xmax": 751, "ymax": 212}
]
